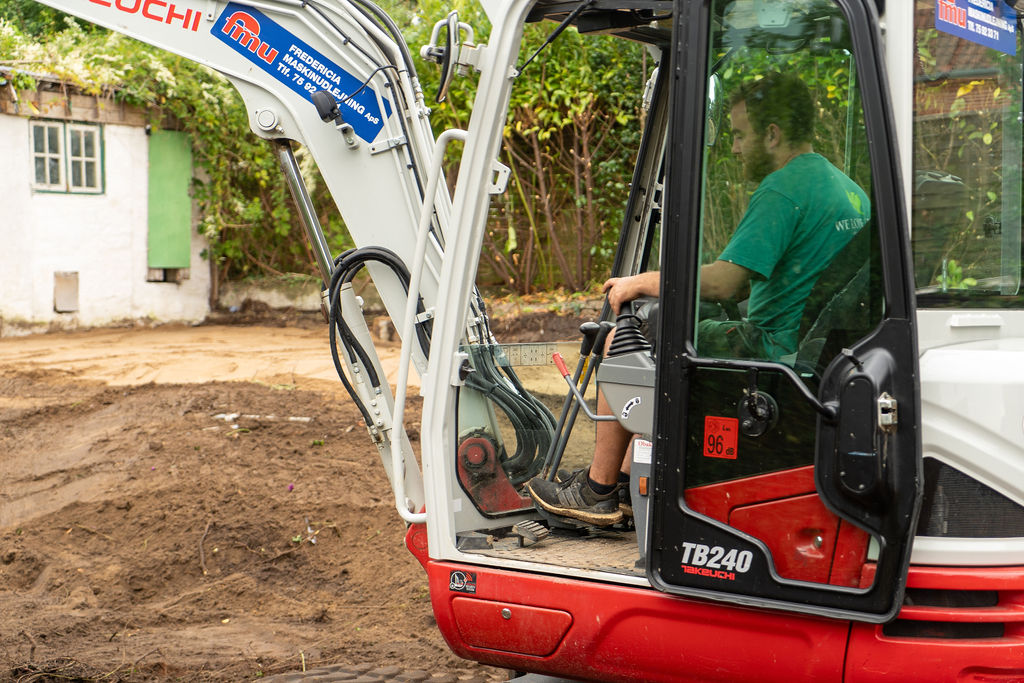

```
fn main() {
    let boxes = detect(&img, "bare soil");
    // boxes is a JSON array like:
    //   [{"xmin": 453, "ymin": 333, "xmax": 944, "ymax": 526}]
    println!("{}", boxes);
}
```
[{"xmin": 0, "ymin": 309, "xmax": 588, "ymax": 681}]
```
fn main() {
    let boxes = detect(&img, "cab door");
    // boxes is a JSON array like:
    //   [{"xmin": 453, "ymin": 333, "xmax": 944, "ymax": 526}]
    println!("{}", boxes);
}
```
[{"xmin": 648, "ymin": 0, "xmax": 921, "ymax": 622}]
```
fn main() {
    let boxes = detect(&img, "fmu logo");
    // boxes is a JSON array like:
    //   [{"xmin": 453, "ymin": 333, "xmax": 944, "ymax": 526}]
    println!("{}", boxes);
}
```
[
  {"xmin": 221, "ymin": 11, "xmax": 278, "ymax": 64},
  {"xmin": 212, "ymin": 3, "xmax": 392, "ymax": 143}
]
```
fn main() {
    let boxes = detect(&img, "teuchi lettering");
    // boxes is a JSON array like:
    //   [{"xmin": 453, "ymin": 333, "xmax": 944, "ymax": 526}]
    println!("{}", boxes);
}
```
[{"xmin": 89, "ymin": 0, "xmax": 201, "ymax": 31}]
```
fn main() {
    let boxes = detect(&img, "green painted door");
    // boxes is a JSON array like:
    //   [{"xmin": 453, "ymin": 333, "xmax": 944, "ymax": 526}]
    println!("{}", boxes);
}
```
[{"xmin": 147, "ymin": 130, "xmax": 192, "ymax": 269}]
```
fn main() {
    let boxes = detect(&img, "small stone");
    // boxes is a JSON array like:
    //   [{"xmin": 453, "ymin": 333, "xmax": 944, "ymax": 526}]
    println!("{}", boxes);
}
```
[{"xmin": 369, "ymin": 666, "xmax": 402, "ymax": 677}]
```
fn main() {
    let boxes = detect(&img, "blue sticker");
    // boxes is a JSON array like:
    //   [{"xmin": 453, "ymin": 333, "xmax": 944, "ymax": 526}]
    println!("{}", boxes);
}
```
[
  {"xmin": 936, "ymin": 0, "xmax": 1017, "ymax": 56},
  {"xmin": 212, "ymin": 3, "xmax": 392, "ymax": 142}
]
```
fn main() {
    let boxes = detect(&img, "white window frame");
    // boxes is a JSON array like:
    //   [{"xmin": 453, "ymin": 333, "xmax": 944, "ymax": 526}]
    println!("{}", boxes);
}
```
[
  {"xmin": 30, "ymin": 120, "xmax": 64, "ymax": 191},
  {"xmin": 29, "ymin": 119, "xmax": 104, "ymax": 194},
  {"xmin": 66, "ymin": 123, "xmax": 103, "ymax": 193}
]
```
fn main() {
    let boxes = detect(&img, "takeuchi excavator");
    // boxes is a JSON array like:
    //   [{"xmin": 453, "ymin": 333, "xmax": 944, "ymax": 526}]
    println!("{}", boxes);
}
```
[{"xmin": 17, "ymin": 0, "xmax": 1024, "ymax": 679}]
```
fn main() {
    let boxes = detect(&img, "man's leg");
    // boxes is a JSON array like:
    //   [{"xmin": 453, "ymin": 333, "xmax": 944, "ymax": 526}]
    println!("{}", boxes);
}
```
[
  {"xmin": 524, "ymin": 331, "xmax": 630, "ymax": 526},
  {"xmin": 588, "ymin": 389, "xmax": 632, "ymax": 486}
]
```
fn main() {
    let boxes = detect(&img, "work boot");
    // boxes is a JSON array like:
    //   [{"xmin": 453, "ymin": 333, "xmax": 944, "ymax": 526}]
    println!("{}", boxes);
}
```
[{"xmin": 525, "ymin": 468, "xmax": 624, "ymax": 526}]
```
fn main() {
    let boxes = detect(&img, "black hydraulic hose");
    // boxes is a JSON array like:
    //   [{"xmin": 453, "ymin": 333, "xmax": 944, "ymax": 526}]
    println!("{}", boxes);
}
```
[
  {"xmin": 304, "ymin": 0, "xmax": 427, "ymax": 203},
  {"xmin": 325, "ymin": 246, "xmax": 434, "ymax": 408},
  {"xmin": 329, "ymin": 250, "xmax": 376, "ymax": 377},
  {"xmin": 471, "ymin": 292, "xmax": 555, "ymax": 435},
  {"xmin": 466, "ymin": 345, "xmax": 554, "ymax": 483},
  {"xmin": 333, "ymin": 246, "xmax": 432, "ymax": 356},
  {"xmin": 464, "ymin": 291, "xmax": 560, "ymax": 481},
  {"xmin": 328, "ymin": 264, "xmax": 383, "ymax": 390},
  {"xmin": 304, "ymin": 1, "xmax": 381, "ymax": 73},
  {"xmin": 347, "ymin": 0, "xmax": 419, "ymax": 81},
  {"xmin": 463, "ymin": 369, "xmax": 546, "ymax": 482},
  {"xmin": 465, "ymin": 373, "xmax": 535, "ymax": 450},
  {"xmin": 327, "ymin": 306, "xmax": 379, "ymax": 433},
  {"xmin": 329, "ymin": 244, "xmax": 556, "ymax": 483},
  {"xmin": 501, "ymin": 361, "xmax": 557, "ymax": 431}
]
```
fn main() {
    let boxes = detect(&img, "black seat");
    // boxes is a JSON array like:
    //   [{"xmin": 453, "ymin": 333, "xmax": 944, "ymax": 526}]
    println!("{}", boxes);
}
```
[{"xmin": 795, "ymin": 225, "xmax": 876, "ymax": 373}]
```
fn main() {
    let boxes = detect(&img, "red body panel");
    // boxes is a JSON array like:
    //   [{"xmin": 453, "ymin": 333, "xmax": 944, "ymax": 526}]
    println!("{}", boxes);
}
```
[
  {"xmin": 846, "ymin": 566, "xmax": 1024, "ymax": 682},
  {"xmin": 407, "ymin": 525, "xmax": 1024, "ymax": 682},
  {"xmin": 685, "ymin": 466, "xmax": 869, "ymax": 587},
  {"xmin": 451, "ymin": 596, "xmax": 572, "ymax": 656},
  {"xmin": 729, "ymin": 493, "xmax": 868, "ymax": 586},
  {"xmin": 408, "ymin": 525, "xmax": 848, "ymax": 683}
]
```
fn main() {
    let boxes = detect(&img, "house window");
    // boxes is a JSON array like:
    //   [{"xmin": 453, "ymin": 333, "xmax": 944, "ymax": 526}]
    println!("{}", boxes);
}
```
[
  {"xmin": 31, "ymin": 121, "xmax": 63, "ymax": 190},
  {"xmin": 30, "ymin": 120, "xmax": 103, "ymax": 193},
  {"xmin": 67, "ymin": 124, "xmax": 101, "ymax": 191}
]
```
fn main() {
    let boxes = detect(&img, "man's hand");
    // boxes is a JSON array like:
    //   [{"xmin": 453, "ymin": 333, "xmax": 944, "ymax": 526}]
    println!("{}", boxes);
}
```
[{"xmin": 602, "ymin": 271, "xmax": 660, "ymax": 314}]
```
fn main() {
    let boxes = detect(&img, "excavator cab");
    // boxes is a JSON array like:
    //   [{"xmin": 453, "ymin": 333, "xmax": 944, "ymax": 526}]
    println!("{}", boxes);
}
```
[
  {"xmin": 450, "ymin": 0, "xmax": 921, "ymax": 624},
  {"xmin": 646, "ymin": 0, "xmax": 919, "ymax": 622}
]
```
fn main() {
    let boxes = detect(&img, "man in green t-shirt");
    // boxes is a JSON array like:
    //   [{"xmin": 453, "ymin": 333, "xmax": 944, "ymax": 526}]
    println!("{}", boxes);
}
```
[
  {"xmin": 527, "ymin": 72, "xmax": 870, "ymax": 526},
  {"xmin": 605, "ymin": 73, "xmax": 870, "ymax": 360}
]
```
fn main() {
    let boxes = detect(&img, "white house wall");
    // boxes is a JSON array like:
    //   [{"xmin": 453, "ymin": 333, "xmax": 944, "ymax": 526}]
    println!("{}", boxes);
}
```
[{"xmin": 1, "ymin": 114, "xmax": 211, "ymax": 335}]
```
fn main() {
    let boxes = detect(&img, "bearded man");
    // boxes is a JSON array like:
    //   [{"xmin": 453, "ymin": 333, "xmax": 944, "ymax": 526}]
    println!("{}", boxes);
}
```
[{"xmin": 604, "ymin": 71, "xmax": 870, "ymax": 361}]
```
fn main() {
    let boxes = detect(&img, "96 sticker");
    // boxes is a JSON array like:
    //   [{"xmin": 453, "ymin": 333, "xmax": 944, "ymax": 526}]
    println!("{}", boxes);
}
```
[{"xmin": 703, "ymin": 416, "xmax": 738, "ymax": 459}]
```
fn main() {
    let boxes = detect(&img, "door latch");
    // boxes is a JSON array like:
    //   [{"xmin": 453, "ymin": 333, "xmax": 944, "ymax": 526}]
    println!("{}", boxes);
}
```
[{"xmin": 877, "ymin": 392, "xmax": 897, "ymax": 433}]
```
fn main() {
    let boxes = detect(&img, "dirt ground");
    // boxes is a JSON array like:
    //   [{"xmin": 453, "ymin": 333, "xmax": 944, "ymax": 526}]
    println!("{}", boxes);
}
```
[{"xmin": 0, "ymin": 309, "xmax": 587, "ymax": 681}]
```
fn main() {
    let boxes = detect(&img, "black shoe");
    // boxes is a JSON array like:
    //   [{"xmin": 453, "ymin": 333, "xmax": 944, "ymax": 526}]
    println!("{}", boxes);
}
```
[{"xmin": 525, "ymin": 468, "xmax": 624, "ymax": 526}]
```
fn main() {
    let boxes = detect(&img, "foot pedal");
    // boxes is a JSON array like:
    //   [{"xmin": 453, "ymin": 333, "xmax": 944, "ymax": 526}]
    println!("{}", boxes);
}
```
[
  {"xmin": 456, "ymin": 531, "xmax": 494, "ymax": 550},
  {"xmin": 533, "ymin": 507, "xmax": 605, "ymax": 533},
  {"xmin": 513, "ymin": 520, "xmax": 551, "ymax": 546}
]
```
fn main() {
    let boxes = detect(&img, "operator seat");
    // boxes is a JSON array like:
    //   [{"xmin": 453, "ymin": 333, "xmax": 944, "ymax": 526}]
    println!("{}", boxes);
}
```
[{"xmin": 794, "ymin": 225, "xmax": 876, "ymax": 374}]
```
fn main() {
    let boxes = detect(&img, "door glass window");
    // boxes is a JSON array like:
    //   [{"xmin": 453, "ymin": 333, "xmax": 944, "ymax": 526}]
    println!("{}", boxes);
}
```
[
  {"xmin": 912, "ymin": 0, "xmax": 1023, "ymax": 303},
  {"xmin": 697, "ymin": 0, "xmax": 880, "ymax": 372},
  {"xmin": 682, "ymin": 0, "xmax": 886, "ymax": 589}
]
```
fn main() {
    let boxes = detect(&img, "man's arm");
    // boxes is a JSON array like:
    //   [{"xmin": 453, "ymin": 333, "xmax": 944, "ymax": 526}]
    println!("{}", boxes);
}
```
[
  {"xmin": 700, "ymin": 260, "xmax": 751, "ymax": 301},
  {"xmin": 603, "ymin": 271, "xmax": 660, "ymax": 314},
  {"xmin": 603, "ymin": 261, "xmax": 751, "ymax": 314}
]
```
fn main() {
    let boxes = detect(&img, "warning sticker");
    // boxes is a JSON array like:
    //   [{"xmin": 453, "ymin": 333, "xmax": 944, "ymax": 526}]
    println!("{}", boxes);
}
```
[
  {"xmin": 212, "ymin": 2, "xmax": 392, "ymax": 142},
  {"xmin": 703, "ymin": 416, "xmax": 738, "ymax": 459},
  {"xmin": 449, "ymin": 570, "xmax": 477, "ymax": 594},
  {"xmin": 633, "ymin": 438, "xmax": 653, "ymax": 465},
  {"xmin": 936, "ymin": 0, "xmax": 1017, "ymax": 56}
]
